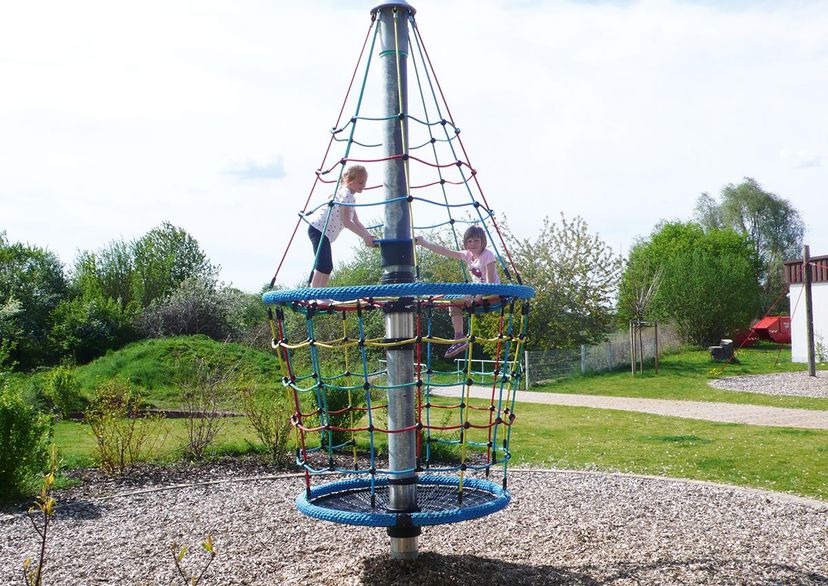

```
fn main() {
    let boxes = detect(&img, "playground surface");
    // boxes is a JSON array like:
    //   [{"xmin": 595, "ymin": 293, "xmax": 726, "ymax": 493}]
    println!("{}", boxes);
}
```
[
  {"xmin": 1, "ymin": 464, "xmax": 825, "ymax": 585},
  {"xmin": 433, "ymin": 371, "xmax": 828, "ymax": 430}
]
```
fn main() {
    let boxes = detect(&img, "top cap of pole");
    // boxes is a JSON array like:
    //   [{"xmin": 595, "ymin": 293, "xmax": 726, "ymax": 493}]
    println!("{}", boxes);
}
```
[{"xmin": 371, "ymin": 1, "xmax": 416, "ymax": 17}]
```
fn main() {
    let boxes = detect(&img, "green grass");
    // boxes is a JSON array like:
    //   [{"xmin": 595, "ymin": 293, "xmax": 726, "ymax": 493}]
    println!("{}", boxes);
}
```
[
  {"xmin": 533, "ymin": 344, "xmax": 828, "ymax": 411},
  {"xmin": 16, "ymin": 336, "xmax": 828, "ymax": 503},
  {"xmin": 72, "ymin": 335, "xmax": 280, "ymax": 408},
  {"xmin": 54, "ymin": 417, "xmax": 268, "ymax": 469},
  {"xmin": 504, "ymin": 401, "xmax": 828, "ymax": 500}
]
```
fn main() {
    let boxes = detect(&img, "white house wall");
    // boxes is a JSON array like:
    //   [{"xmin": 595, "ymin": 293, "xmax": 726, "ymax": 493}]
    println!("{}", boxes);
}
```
[{"xmin": 789, "ymin": 282, "xmax": 828, "ymax": 362}]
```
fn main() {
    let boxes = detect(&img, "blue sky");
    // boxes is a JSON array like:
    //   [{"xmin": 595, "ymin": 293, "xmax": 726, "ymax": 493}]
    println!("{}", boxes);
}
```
[{"xmin": 2, "ymin": 0, "xmax": 827, "ymax": 292}]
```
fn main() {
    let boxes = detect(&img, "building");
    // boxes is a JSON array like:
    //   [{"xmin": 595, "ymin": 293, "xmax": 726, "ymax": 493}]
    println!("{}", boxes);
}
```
[{"xmin": 784, "ymin": 253, "xmax": 828, "ymax": 363}]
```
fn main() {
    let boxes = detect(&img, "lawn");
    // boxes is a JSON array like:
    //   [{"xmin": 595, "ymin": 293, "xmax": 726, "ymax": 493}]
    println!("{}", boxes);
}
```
[
  {"xmin": 32, "ymin": 337, "xmax": 828, "ymax": 503},
  {"xmin": 533, "ymin": 344, "xmax": 828, "ymax": 411}
]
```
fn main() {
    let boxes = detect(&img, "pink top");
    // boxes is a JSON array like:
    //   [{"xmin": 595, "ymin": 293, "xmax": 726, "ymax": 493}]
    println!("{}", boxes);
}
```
[{"xmin": 462, "ymin": 248, "xmax": 499, "ymax": 283}]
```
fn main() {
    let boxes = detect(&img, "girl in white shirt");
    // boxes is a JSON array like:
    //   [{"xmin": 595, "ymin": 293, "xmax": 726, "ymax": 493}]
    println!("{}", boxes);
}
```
[{"xmin": 307, "ymin": 165, "xmax": 376, "ymax": 288}]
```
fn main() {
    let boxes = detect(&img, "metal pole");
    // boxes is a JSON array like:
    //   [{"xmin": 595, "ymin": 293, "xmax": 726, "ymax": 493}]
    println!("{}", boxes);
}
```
[
  {"xmin": 372, "ymin": 0, "xmax": 419, "ymax": 560},
  {"xmin": 803, "ymin": 245, "xmax": 816, "ymax": 376}
]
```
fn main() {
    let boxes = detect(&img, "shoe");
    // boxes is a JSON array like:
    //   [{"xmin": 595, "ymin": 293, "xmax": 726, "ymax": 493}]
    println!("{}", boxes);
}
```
[
  {"xmin": 311, "ymin": 298, "xmax": 335, "ymax": 307},
  {"xmin": 444, "ymin": 341, "xmax": 468, "ymax": 359}
]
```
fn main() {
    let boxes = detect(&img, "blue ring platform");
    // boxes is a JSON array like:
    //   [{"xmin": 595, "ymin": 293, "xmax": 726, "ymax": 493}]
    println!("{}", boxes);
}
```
[{"xmin": 295, "ymin": 474, "xmax": 510, "ymax": 527}]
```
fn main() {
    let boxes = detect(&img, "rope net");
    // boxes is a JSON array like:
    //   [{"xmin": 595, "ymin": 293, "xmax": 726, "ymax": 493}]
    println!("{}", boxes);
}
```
[
  {"xmin": 263, "ymin": 6, "xmax": 534, "ymax": 528},
  {"xmin": 269, "ymin": 6, "xmax": 521, "ymax": 289},
  {"xmin": 265, "ymin": 284, "xmax": 531, "ymax": 525}
]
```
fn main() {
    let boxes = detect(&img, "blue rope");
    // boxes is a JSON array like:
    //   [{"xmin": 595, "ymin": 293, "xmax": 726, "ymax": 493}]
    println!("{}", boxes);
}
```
[
  {"xmin": 295, "ymin": 474, "xmax": 511, "ymax": 528},
  {"xmin": 263, "ymin": 282, "xmax": 534, "ymax": 304}
]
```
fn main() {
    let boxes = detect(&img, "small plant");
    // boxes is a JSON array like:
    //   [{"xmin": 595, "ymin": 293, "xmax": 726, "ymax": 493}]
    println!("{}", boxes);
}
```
[
  {"xmin": 22, "ymin": 445, "xmax": 57, "ymax": 586},
  {"xmin": 815, "ymin": 334, "xmax": 827, "ymax": 363},
  {"xmin": 177, "ymin": 356, "xmax": 236, "ymax": 460},
  {"xmin": 171, "ymin": 534, "xmax": 216, "ymax": 586},
  {"xmin": 0, "ymin": 384, "xmax": 51, "ymax": 502},
  {"xmin": 85, "ymin": 379, "xmax": 167, "ymax": 475},
  {"xmin": 239, "ymin": 382, "xmax": 294, "ymax": 465}
]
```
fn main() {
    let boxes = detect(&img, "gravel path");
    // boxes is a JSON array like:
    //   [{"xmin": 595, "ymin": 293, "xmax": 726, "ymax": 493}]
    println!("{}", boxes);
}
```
[
  {"xmin": 709, "ymin": 370, "xmax": 828, "ymax": 398},
  {"xmin": 1, "ymin": 463, "xmax": 826, "ymax": 585},
  {"xmin": 434, "ymin": 385, "xmax": 828, "ymax": 429}
]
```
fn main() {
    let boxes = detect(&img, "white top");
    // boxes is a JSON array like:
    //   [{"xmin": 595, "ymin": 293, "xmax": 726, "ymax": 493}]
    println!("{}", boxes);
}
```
[
  {"xmin": 308, "ymin": 187, "xmax": 356, "ymax": 243},
  {"xmin": 462, "ymin": 248, "xmax": 499, "ymax": 283}
]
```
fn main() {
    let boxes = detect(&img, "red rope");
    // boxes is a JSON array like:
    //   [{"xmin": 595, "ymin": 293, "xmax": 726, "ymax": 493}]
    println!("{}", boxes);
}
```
[
  {"xmin": 269, "ymin": 18, "xmax": 376, "ymax": 288},
  {"xmin": 412, "ymin": 24, "xmax": 522, "ymax": 284}
]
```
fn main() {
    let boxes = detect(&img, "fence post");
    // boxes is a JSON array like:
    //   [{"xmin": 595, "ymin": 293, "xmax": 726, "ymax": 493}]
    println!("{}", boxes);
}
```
[
  {"xmin": 607, "ymin": 341, "xmax": 613, "ymax": 371},
  {"xmin": 580, "ymin": 344, "xmax": 587, "ymax": 375},
  {"xmin": 524, "ymin": 350, "xmax": 529, "ymax": 390}
]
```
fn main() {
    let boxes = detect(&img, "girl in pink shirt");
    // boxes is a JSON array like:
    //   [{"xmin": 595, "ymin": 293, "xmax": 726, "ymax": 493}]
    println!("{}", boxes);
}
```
[{"xmin": 415, "ymin": 225, "xmax": 499, "ymax": 358}]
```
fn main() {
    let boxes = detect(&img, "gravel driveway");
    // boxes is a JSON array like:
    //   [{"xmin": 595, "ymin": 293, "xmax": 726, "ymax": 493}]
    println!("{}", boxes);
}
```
[
  {"xmin": 709, "ymin": 370, "xmax": 828, "ymax": 398},
  {"xmin": 1, "ymin": 463, "xmax": 826, "ymax": 585}
]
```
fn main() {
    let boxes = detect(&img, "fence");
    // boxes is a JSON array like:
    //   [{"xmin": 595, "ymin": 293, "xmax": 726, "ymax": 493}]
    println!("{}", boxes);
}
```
[
  {"xmin": 524, "ymin": 323, "xmax": 682, "ymax": 386},
  {"xmin": 376, "ymin": 324, "xmax": 683, "ymax": 388}
]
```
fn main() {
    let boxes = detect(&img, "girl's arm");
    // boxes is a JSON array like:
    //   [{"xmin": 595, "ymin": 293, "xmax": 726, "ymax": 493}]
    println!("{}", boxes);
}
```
[
  {"xmin": 414, "ymin": 236, "xmax": 466, "ymax": 261},
  {"xmin": 343, "ymin": 207, "xmax": 377, "ymax": 247}
]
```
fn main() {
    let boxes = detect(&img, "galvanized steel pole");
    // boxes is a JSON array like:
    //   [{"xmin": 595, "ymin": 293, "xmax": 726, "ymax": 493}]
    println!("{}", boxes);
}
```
[{"xmin": 372, "ymin": 0, "xmax": 419, "ymax": 560}]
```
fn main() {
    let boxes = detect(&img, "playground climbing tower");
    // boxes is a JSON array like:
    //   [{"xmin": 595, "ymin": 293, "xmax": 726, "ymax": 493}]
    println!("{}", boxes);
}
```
[{"xmin": 263, "ymin": 1, "xmax": 534, "ymax": 561}]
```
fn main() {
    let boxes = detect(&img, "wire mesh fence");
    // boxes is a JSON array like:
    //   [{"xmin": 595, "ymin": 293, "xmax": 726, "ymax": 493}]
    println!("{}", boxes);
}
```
[{"xmin": 524, "ymin": 323, "xmax": 682, "ymax": 386}]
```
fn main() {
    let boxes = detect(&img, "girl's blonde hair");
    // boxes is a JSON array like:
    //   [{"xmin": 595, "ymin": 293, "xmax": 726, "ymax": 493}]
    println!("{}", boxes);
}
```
[{"xmin": 343, "ymin": 164, "xmax": 367, "ymax": 182}]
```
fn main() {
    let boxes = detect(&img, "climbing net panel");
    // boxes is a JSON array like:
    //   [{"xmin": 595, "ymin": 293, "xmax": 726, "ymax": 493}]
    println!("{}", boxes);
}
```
[
  {"xmin": 264, "ymin": 282, "xmax": 532, "ymax": 527},
  {"xmin": 263, "ymin": 4, "xmax": 534, "ymax": 529}
]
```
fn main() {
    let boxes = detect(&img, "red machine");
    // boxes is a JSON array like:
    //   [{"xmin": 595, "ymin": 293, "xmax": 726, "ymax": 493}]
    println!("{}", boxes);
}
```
[
  {"xmin": 731, "ymin": 316, "xmax": 791, "ymax": 346},
  {"xmin": 751, "ymin": 316, "xmax": 792, "ymax": 344}
]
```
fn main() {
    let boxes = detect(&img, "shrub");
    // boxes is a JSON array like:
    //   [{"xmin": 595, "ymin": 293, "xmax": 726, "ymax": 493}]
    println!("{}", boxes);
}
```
[
  {"xmin": 85, "ymin": 380, "xmax": 167, "ymax": 475},
  {"xmin": 43, "ymin": 365, "xmax": 83, "ymax": 419},
  {"xmin": 177, "ymin": 356, "xmax": 234, "ymax": 460},
  {"xmin": 0, "ymin": 384, "xmax": 51, "ymax": 502},
  {"xmin": 48, "ymin": 295, "xmax": 135, "ymax": 364},
  {"xmin": 239, "ymin": 383, "xmax": 294, "ymax": 465}
]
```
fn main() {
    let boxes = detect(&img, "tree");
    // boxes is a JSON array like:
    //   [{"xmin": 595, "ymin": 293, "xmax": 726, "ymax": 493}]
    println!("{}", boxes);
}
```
[
  {"xmin": 694, "ymin": 178, "xmax": 804, "ymax": 313},
  {"xmin": 0, "ymin": 232, "xmax": 68, "ymax": 368},
  {"xmin": 72, "ymin": 240, "xmax": 135, "ymax": 309},
  {"xmin": 132, "ymin": 222, "xmax": 219, "ymax": 308},
  {"xmin": 619, "ymin": 222, "xmax": 762, "ymax": 346},
  {"xmin": 506, "ymin": 214, "xmax": 622, "ymax": 350}
]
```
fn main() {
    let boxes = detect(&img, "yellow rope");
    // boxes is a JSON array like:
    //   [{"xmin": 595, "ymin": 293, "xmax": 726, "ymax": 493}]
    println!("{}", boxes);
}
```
[{"xmin": 276, "ymin": 334, "xmax": 518, "ymax": 352}]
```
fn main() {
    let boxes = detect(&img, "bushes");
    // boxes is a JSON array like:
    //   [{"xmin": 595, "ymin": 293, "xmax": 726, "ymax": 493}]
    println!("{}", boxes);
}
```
[
  {"xmin": 239, "ymin": 383, "xmax": 294, "ymax": 465},
  {"xmin": 43, "ymin": 366, "xmax": 83, "ymax": 419},
  {"xmin": 85, "ymin": 380, "xmax": 167, "ymax": 475},
  {"xmin": 0, "ymin": 383, "xmax": 52, "ymax": 502}
]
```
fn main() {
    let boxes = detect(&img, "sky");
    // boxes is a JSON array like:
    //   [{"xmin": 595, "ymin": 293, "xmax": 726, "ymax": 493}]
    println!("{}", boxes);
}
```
[{"xmin": 2, "ymin": 0, "xmax": 827, "ymax": 293}]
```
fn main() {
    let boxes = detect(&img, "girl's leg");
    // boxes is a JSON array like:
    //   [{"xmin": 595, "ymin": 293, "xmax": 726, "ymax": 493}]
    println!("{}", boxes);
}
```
[
  {"xmin": 307, "ymin": 226, "xmax": 333, "ymax": 289},
  {"xmin": 310, "ymin": 270, "xmax": 330, "ymax": 288},
  {"xmin": 449, "ymin": 306, "xmax": 464, "ymax": 339}
]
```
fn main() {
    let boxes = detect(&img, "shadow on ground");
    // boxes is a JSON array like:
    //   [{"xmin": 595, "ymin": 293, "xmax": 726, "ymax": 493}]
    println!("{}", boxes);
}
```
[{"xmin": 360, "ymin": 552, "xmax": 828, "ymax": 585}]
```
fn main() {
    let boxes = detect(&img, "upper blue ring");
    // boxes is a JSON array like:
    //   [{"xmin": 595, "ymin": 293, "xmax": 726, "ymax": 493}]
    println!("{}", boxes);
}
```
[{"xmin": 262, "ymin": 282, "xmax": 535, "ymax": 304}]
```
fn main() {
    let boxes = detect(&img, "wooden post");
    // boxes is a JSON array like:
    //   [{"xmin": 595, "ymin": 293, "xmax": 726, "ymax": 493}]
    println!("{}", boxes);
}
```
[
  {"xmin": 629, "ymin": 321, "xmax": 636, "ymax": 376},
  {"xmin": 524, "ymin": 350, "xmax": 529, "ymax": 390},
  {"xmin": 653, "ymin": 320, "xmax": 659, "ymax": 374},
  {"xmin": 803, "ymin": 245, "xmax": 816, "ymax": 377},
  {"xmin": 637, "ymin": 322, "xmax": 644, "ymax": 374}
]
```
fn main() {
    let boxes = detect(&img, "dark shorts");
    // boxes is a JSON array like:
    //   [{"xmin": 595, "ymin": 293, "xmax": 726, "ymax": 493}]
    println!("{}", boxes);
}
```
[{"xmin": 308, "ymin": 225, "xmax": 333, "ymax": 274}]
